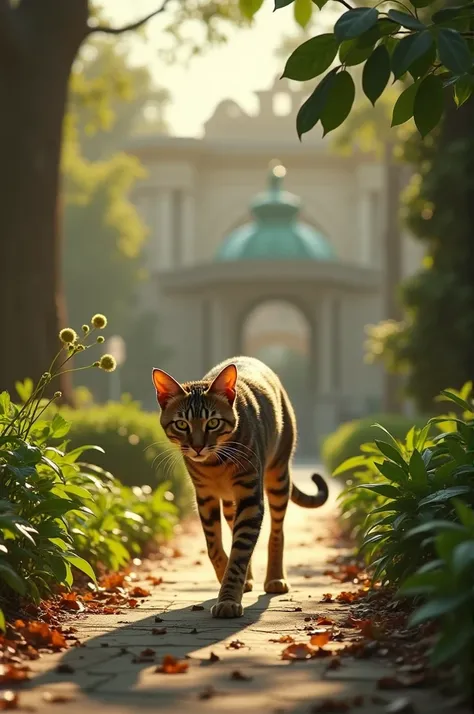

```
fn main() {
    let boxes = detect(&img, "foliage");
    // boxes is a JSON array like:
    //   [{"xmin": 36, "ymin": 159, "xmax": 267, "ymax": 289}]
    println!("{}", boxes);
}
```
[
  {"xmin": 364, "ymin": 97, "xmax": 474, "ymax": 412},
  {"xmin": 59, "ymin": 398, "xmax": 190, "ymax": 509},
  {"xmin": 0, "ymin": 317, "xmax": 178, "ymax": 631},
  {"xmin": 336, "ymin": 384, "xmax": 474, "ymax": 692},
  {"xmin": 243, "ymin": 0, "xmax": 474, "ymax": 139},
  {"xmin": 321, "ymin": 412, "xmax": 428, "ymax": 476}
]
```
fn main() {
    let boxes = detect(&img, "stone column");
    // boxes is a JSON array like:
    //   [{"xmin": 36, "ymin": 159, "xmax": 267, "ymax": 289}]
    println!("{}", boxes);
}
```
[
  {"xmin": 181, "ymin": 193, "xmax": 195, "ymax": 267},
  {"xmin": 156, "ymin": 189, "xmax": 173, "ymax": 270}
]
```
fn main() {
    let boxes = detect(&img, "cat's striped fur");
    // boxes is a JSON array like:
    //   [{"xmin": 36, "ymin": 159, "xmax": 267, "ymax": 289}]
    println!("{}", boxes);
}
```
[{"xmin": 152, "ymin": 356, "xmax": 329, "ymax": 618}]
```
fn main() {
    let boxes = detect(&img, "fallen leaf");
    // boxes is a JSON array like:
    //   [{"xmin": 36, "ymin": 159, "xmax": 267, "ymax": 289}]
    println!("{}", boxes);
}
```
[
  {"xmin": 59, "ymin": 594, "xmax": 84, "ymax": 612},
  {"xmin": 152, "ymin": 628, "xmax": 167, "ymax": 635},
  {"xmin": 147, "ymin": 576, "xmax": 163, "ymax": 586},
  {"xmin": 128, "ymin": 586, "xmax": 151, "ymax": 598},
  {"xmin": 310, "ymin": 629, "xmax": 331, "ymax": 647},
  {"xmin": 317, "ymin": 617, "xmax": 335, "ymax": 626},
  {"xmin": 321, "ymin": 594, "xmax": 333, "ymax": 603},
  {"xmin": 141, "ymin": 648, "xmax": 155, "ymax": 657},
  {"xmin": 230, "ymin": 670, "xmax": 252, "ymax": 681},
  {"xmin": 0, "ymin": 664, "xmax": 30, "ymax": 683},
  {"xmin": 294, "ymin": 607, "xmax": 302, "ymax": 612},
  {"xmin": 226, "ymin": 639, "xmax": 245, "ymax": 650},
  {"xmin": 156, "ymin": 655, "xmax": 189, "ymax": 674},
  {"xmin": 191, "ymin": 605, "xmax": 204, "ymax": 611},
  {"xmin": 270, "ymin": 635, "xmax": 295, "ymax": 644},
  {"xmin": 0, "ymin": 691, "xmax": 19, "ymax": 711},
  {"xmin": 209, "ymin": 652, "xmax": 220, "ymax": 663},
  {"xmin": 281, "ymin": 643, "xmax": 315, "ymax": 661},
  {"xmin": 154, "ymin": 616, "xmax": 164, "ymax": 623},
  {"xmin": 190, "ymin": 628, "xmax": 198, "ymax": 634}
]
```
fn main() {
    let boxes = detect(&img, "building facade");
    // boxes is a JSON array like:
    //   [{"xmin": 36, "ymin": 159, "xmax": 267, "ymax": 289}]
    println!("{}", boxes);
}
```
[{"xmin": 127, "ymin": 78, "xmax": 423, "ymax": 454}]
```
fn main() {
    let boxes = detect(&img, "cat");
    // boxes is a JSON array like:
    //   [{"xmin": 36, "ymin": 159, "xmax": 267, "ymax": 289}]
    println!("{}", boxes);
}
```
[{"xmin": 152, "ymin": 356, "xmax": 329, "ymax": 619}]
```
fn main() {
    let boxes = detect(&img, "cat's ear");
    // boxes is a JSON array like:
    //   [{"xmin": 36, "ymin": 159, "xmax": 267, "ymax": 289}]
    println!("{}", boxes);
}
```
[
  {"xmin": 208, "ymin": 363, "xmax": 238, "ymax": 405},
  {"xmin": 152, "ymin": 368, "xmax": 185, "ymax": 409}
]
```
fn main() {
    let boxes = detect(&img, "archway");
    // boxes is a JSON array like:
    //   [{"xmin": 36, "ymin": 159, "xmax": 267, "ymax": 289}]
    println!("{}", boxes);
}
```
[{"xmin": 240, "ymin": 300, "xmax": 314, "ymax": 459}]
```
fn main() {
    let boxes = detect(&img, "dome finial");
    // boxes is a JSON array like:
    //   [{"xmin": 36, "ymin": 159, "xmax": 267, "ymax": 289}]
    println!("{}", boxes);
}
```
[{"xmin": 268, "ymin": 159, "xmax": 286, "ymax": 193}]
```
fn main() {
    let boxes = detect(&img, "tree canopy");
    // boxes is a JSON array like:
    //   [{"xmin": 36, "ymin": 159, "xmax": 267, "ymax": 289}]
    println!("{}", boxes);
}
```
[{"xmin": 246, "ymin": 0, "xmax": 474, "ymax": 139}]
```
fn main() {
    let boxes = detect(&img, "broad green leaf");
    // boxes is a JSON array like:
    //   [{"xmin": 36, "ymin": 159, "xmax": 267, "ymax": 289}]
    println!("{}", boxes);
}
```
[
  {"xmin": 405, "ymin": 520, "xmax": 465, "ymax": 538},
  {"xmin": 438, "ymin": 389, "xmax": 472, "ymax": 412},
  {"xmin": 452, "ymin": 540, "xmax": 474, "ymax": 574},
  {"xmin": 387, "ymin": 10, "xmax": 425, "ymax": 31},
  {"xmin": 360, "ymin": 532, "xmax": 390, "ymax": 551},
  {"xmin": 274, "ymin": 0, "xmax": 294, "ymax": 8},
  {"xmin": 362, "ymin": 45, "xmax": 391, "ymax": 105},
  {"xmin": 399, "ymin": 571, "xmax": 444, "ymax": 596},
  {"xmin": 408, "ymin": 39, "xmax": 436, "ymax": 80},
  {"xmin": 65, "ymin": 555, "xmax": 97, "ymax": 584},
  {"xmin": 452, "ymin": 498, "xmax": 474, "ymax": 528},
  {"xmin": 239, "ymin": 0, "xmax": 264, "ymax": 19},
  {"xmin": 0, "ymin": 608, "xmax": 5, "ymax": 632},
  {"xmin": 296, "ymin": 69, "xmax": 337, "ymax": 139},
  {"xmin": 391, "ymin": 31, "xmax": 434, "ymax": 79},
  {"xmin": 406, "ymin": 426, "xmax": 416, "ymax": 452},
  {"xmin": 414, "ymin": 74, "xmax": 444, "ymax": 137},
  {"xmin": 334, "ymin": 8, "xmax": 379, "ymax": 42},
  {"xmin": 339, "ymin": 39, "xmax": 373, "ymax": 66},
  {"xmin": 375, "ymin": 460, "xmax": 407, "ymax": 484},
  {"xmin": 432, "ymin": 3, "xmax": 474, "ymax": 25},
  {"xmin": 375, "ymin": 440, "xmax": 407, "ymax": 468},
  {"xmin": 430, "ymin": 627, "xmax": 473, "ymax": 668},
  {"xmin": 416, "ymin": 424, "xmax": 431, "ymax": 451},
  {"xmin": 357, "ymin": 483, "xmax": 401, "ymax": 499},
  {"xmin": 312, "ymin": 0, "xmax": 329, "ymax": 8},
  {"xmin": 437, "ymin": 28, "xmax": 473, "ymax": 74},
  {"xmin": 62, "ymin": 484, "xmax": 93, "ymax": 501},
  {"xmin": 294, "ymin": 0, "xmax": 312, "ymax": 28},
  {"xmin": 409, "ymin": 594, "xmax": 470, "ymax": 627},
  {"xmin": 0, "ymin": 562, "xmax": 27, "ymax": 595},
  {"xmin": 320, "ymin": 70, "xmax": 355, "ymax": 135},
  {"xmin": 282, "ymin": 34, "xmax": 338, "ymax": 81},
  {"xmin": 332, "ymin": 454, "xmax": 368, "ymax": 476},
  {"xmin": 0, "ymin": 391, "xmax": 11, "ymax": 415},
  {"xmin": 409, "ymin": 449, "xmax": 427, "ymax": 483},
  {"xmin": 418, "ymin": 485, "xmax": 472, "ymax": 507},
  {"xmin": 15, "ymin": 378, "xmax": 34, "ymax": 403},
  {"xmin": 372, "ymin": 423, "xmax": 402, "ymax": 450},
  {"xmin": 50, "ymin": 413, "xmax": 71, "ymax": 439}
]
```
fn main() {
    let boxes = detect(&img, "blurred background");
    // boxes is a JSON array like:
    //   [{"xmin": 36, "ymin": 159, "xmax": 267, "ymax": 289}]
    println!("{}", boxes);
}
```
[{"xmin": 3, "ymin": 0, "xmax": 472, "ymax": 475}]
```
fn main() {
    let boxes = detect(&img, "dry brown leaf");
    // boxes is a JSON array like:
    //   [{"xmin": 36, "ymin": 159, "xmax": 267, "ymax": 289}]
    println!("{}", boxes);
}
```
[
  {"xmin": 128, "ymin": 586, "xmax": 151, "ymax": 598},
  {"xmin": 56, "ymin": 664, "xmax": 74, "ymax": 674},
  {"xmin": 0, "ymin": 664, "xmax": 30, "ymax": 684},
  {"xmin": 226, "ymin": 639, "xmax": 245, "ymax": 650},
  {"xmin": 270, "ymin": 635, "xmax": 295, "ymax": 644},
  {"xmin": 377, "ymin": 676, "xmax": 405, "ymax": 690},
  {"xmin": 310, "ymin": 629, "xmax": 331, "ymax": 647},
  {"xmin": 281, "ymin": 643, "xmax": 315, "ymax": 661},
  {"xmin": 198, "ymin": 686, "xmax": 218, "ymax": 700},
  {"xmin": 155, "ymin": 655, "xmax": 189, "ymax": 674},
  {"xmin": 209, "ymin": 652, "xmax": 220, "ymax": 663},
  {"xmin": 152, "ymin": 628, "xmax": 167, "ymax": 635},
  {"xmin": 321, "ymin": 593, "xmax": 333, "ymax": 603},
  {"xmin": 191, "ymin": 604, "xmax": 204, "ymax": 611}
]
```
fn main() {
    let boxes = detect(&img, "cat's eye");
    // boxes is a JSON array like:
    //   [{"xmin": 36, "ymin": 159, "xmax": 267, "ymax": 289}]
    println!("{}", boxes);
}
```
[
  {"xmin": 175, "ymin": 420, "xmax": 188, "ymax": 431},
  {"xmin": 207, "ymin": 418, "xmax": 220, "ymax": 430}
]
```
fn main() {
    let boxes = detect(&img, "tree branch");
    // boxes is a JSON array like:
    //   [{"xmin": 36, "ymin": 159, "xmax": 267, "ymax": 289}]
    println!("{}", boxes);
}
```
[
  {"xmin": 334, "ymin": 0, "xmax": 353, "ymax": 11},
  {"xmin": 86, "ymin": 0, "xmax": 172, "ymax": 36}
]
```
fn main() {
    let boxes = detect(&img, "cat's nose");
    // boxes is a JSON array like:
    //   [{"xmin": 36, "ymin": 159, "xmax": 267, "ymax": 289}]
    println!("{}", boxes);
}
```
[{"xmin": 194, "ymin": 446, "xmax": 203, "ymax": 454}]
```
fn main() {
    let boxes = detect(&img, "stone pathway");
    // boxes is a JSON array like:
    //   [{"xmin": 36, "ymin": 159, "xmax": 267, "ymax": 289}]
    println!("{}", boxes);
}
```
[{"xmin": 20, "ymin": 467, "xmax": 465, "ymax": 713}]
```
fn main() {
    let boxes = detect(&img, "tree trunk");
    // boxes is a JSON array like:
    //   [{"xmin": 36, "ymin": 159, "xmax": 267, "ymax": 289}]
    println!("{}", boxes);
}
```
[{"xmin": 0, "ymin": 2, "xmax": 87, "ymax": 401}]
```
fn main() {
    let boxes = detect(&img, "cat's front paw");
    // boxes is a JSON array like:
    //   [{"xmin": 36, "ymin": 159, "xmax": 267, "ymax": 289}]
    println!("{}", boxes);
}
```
[
  {"xmin": 264, "ymin": 578, "xmax": 290, "ymax": 594},
  {"xmin": 211, "ymin": 600, "xmax": 244, "ymax": 618}
]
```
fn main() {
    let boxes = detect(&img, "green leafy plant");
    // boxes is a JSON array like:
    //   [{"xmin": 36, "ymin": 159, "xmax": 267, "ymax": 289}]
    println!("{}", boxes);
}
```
[
  {"xmin": 0, "ymin": 315, "xmax": 178, "ymax": 631},
  {"xmin": 400, "ymin": 499, "xmax": 474, "ymax": 694}
]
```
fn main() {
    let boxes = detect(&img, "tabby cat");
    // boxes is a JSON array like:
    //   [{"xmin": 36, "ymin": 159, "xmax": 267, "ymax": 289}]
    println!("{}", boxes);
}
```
[{"xmin": 152, "ymin": 356, "xmax": 329, "ymax": 619}]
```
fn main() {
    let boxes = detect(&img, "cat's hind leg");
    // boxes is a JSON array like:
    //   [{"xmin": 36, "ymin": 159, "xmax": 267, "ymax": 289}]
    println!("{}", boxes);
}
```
[{"xmin": 264, "ymin": 462, "xmax": 290, "ymax": 594}]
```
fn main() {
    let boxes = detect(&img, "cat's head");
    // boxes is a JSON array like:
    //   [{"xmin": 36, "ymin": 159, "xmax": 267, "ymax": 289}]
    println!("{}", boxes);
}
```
[{"xmin": 152, "ymin": 364, "xmax": 238, "ymax": 462}]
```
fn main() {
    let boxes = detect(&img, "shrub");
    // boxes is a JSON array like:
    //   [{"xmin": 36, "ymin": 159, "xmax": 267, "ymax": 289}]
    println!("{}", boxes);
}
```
[
  {"xmin": 321, "ymin": 412, "xmax": 429, "ymax": 476},
  {"xmin": 0, "ymin": 315, "xmax": 180, "ymax": 631},
  {"xmin": 336, "ymin": 383, "xmax": 474, "ymax": 694},
  {"xmin": 59, "ymin": 398, "xmax": 190, "ymax": 510}
]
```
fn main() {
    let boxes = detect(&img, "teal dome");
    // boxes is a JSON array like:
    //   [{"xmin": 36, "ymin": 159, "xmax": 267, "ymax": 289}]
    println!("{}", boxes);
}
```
[{"xmin": 216, "ymin": 163, "xmax": 335, "ymax": 262}]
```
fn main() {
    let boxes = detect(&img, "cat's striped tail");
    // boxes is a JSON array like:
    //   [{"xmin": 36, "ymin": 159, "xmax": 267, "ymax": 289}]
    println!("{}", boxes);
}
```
[{"xmin": 291, "ymin": 473, "xmax": 329, "ymax": 508}]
